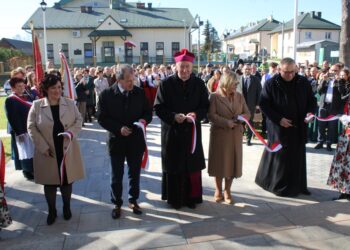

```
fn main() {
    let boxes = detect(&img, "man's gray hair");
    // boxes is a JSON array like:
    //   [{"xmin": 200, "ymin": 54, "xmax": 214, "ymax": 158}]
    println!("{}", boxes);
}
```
[
  {"xmin": 116, "ymin": 64, "xmax": 134, "ymax": 80},
  {"xmin": 280, "ymin": 57, "xmax": 295, "ymax": 65}
]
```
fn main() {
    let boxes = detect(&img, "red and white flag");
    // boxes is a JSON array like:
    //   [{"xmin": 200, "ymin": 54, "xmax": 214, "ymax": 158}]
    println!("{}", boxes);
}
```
[
  {"xmin": 59, "ymin": 52, "xmax": 76, "ymax": 100},
  {"xmin": 33, "ymin": 35, "xmax": 44, "ymax": 85}
]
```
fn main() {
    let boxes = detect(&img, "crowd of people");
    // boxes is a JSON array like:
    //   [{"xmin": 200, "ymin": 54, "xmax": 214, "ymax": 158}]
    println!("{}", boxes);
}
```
[{"xmin": 1, "ymin": 49, "xmax": 350, "ymax": 229}]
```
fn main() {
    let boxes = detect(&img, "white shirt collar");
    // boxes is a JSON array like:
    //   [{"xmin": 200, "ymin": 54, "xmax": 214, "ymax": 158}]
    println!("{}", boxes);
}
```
[{"xmin": 118, "ymin": 83, "xmax": 125, "ymax": 93}]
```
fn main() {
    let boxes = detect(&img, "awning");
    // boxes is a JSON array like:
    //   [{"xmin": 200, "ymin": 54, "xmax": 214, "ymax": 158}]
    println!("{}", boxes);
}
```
[
  {"xmin": 124, "ymin": 40, "xmax": 136, "ymax": 47},
  {"xmin": 249, "ymin": 39, "xmax": 260, "ymax": 44},
  {"xmin": 88, "ymin": 30, "xmax": 132, "ymax": 37}
]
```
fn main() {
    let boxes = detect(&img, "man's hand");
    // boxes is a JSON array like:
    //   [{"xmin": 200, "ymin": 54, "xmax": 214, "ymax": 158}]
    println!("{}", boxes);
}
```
[
  {"xmin": 17, "ymin": 134, "xmax": 26, "ymax": 142},
  {"xmin": 175, "ymin": 113, "xmax": 186, "ymax": 124},
  {"xmin": 280, "ymin": 118, "xmax": 293, "ymax": 128},
  {"xmin": 186, "ymin": 112, "xmax": 196, "ymax": 123},
  {"xmin": 121, "ymin": 126, "xmax": 132, "ymax": 136}
]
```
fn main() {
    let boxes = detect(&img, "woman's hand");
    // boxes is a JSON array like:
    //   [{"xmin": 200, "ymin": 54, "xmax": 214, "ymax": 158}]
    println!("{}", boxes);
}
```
[
  {"xmin": 227, "ymin": 120, "xmax": 237, "ymax": 129},
  {"xmin": 44, "ymin": 149, "xmax": 54, "ymax": 157}
]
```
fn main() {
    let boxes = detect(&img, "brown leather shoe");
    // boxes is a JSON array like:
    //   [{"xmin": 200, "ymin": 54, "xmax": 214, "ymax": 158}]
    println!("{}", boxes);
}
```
[
  {"xmin": 111, "ymin": 206, "xmax": 121, "ymax": 219},
  {"xmin": 128, "ymin": 202, "xmax": 142, "ymax": 215}
]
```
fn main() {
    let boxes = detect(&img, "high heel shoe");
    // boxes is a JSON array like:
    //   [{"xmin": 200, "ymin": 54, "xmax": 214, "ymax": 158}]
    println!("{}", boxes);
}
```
[
  {"xmin": 214, "ymin": 192, "xmax": 224, "ymax": 203},
  {"xmin": 224, "ymin": 191, "xmax": 234, "ymax": 205},
  {"xmin": 47, "ymin": 209, "xmax": 57, "ymax": 225}
]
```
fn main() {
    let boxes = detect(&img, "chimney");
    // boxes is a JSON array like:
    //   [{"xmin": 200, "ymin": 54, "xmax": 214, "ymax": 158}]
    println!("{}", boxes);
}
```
[
  {"xmin": 148, "ymin": 2, "xmax": 152, "ymax": 9},
  {"xmin": 110, "ymin": 0, "xmax": 124, "ymax": 9},
  {"xmin": 310, "ymin": 11, "xmax": 316, "ymax": 18},
  {"xmin": 81, "ymin": 6, "xmax": 87, "ymax": 13},
  {"xmin": 299, "ymin": 11, "xmax": 304, "ymax": 15},
  {"xmin": 267, "ymin": 15, "xmax": 273, "ymax": 22},
  {"xmin": 317, "ymin": 11, "xmax": 322, "ymax": 18},
  {"xmin": 136, "ymin": 2, "xmax": 145, "ymax": 9},
  {"xmin": 240, "ymin": 26, "xmax": 244, "ymax": 32},
  {"xmin": 87, "ymin": 6, "xmax": 92, "ymax": 13}
]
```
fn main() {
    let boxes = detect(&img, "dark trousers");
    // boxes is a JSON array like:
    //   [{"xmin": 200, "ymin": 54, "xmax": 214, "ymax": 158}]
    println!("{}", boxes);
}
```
[
  {"xmin": 318, "ymin": 104, "xmax": 338, "ymax": 145},
  {"xmin": 246, "ymin": 118, "xmax": 254, "ymax": 142},
  {"xmin": 110, "ymin": 145, "xmax": 143, "ymax": 207},
  {"xmin": 44, "ymin": 184, "xmax": 72, "ymax": 213}
]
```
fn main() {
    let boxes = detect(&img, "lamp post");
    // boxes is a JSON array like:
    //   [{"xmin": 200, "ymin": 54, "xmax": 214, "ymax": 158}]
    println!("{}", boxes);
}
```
[
  {"xmin": 182, "ymin": 20, "xmax": 186, "ymax": 49},
  {"xmin": 293, "ymin": 0, "xmax": 298, "ymax": 61},
  {"xmin": 40, "ymin": 0, "xmax": 48, "ymax": 71}
]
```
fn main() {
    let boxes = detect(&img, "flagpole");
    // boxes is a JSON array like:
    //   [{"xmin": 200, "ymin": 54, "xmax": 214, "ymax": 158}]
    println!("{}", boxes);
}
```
[
  {"xmin": 293, "ymin": 0, "xmax": 298, "ymax": 61},
  {"xmin": 29, "ymin": 21, "xmax": 35, "ymax": 67}
]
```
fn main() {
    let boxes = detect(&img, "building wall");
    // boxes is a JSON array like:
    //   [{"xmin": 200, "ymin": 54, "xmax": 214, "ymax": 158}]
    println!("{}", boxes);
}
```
[
  {"xmin": 272, "ymin": 28, "xmax": 340, "ymax": 60},
  {"xmin": 36, "ymin": 27, "xmax": 187, "ymax": 66},
  {"xmin": 224, "ymin": 32, "xmax": 260, "ymax": 57}
]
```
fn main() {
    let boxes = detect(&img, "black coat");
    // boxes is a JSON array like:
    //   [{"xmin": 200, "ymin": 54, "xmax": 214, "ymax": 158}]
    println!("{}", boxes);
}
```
[
  {"xmin": 75, "ymin": 81, "xmax": 88, "ymax": 102},
  {"xmin": 5, "ymin": 96, "xmax": 31, "ymax": 135},
  {"xmin": 154, "ymin": 74, "xmax": 209, "ymax": 174},
  {"xmin": 238, "ymin": 75, "xmax": 262, "ymax": 117},
  {"xmin": 97, "ymin": 84, "xmax": 152, "ymax": 155},
  {"xmin": 318, "ymin": 79, "xmax": 345, "ymax": 115},
  {"xmin": 259, "ymin": 74, "xmax": 317, "ymax": 146}
]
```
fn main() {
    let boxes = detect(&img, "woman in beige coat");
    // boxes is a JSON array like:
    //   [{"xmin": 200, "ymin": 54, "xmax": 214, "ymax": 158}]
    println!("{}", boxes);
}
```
[
  {"xmin": 27, "ymin": 74, "xmax": 85, "ymax": 225},
  {"xmin": 208, "ymin": 71, "xmax": 250, "ymax": 204}
]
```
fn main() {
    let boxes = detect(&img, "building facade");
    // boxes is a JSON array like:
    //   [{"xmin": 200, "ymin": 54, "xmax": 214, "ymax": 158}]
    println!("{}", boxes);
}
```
[
  {"xmin": 22, "ymin": 0, "xmax": 197, "ymax": 66},
  {"xmin": 223, "ymin": 16, "xmax": 280, "ymax": 60},
  {"xmin": 269, "ymin": 11, "xmax": 340, "ymax": 60}
]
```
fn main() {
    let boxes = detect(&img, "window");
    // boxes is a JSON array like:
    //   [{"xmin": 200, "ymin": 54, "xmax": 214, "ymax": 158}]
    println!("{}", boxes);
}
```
[
  {"xmin": 156, "ymin": 42, "xmax": 164, "ymax": 64},
  {"xmin": 171, "ymin": 42, "xmax": 180, "ymax": 56},
  {"xmin": 47, "ymin": 44, "xmax": 54, "ymax": 60},
  {"xmin": 61, "ymin": 43, "xmax": 69, "ymax": 59},
  {"xmin": 84, "ymin": 43, "xmax": 93, "ymax": 58},
  {"xmin": 325, "ymin": 32, "xmax": 332, "ymax": 40},
  {"xmin": 102, "ymin": 41, "xmax": 115, "ymax": 63},
  {"xmin": 305, "ymin": 32, "xmax": 312, "ymax": 40},
  {"xmin": 140, "ymin": 42, "xmax": 148, "ymax": 64}
]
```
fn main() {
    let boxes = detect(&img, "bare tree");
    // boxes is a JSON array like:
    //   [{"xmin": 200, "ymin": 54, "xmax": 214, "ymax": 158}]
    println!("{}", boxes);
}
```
[{"xmin": 340, "ymin": 0, "xmax": 350, "ymax": 67}]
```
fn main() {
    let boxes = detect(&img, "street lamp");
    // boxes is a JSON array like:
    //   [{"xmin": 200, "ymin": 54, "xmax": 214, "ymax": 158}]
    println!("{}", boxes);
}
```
[
  {"xmin": 40, "ymin": 0, "xmax": 48, "ymax": 71},
  {"xmin": 182, "ymin": 20, "xmax": 186, "ymax": 49}
]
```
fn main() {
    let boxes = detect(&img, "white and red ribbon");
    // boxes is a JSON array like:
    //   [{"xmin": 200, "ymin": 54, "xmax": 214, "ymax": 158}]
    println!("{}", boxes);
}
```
[
  {"xmin": 186, "ymin": 115, "xmax": 197, "ymax": 154},
  {"xmin": 304, "ymin": 113, "xmax": 340, "ymax": 123},
  {"xmin": 133, "ymin": 121, "xmax": 149, "ymax": 169},
  {"xmin": 8, "ymin": 94, "xmax": 32, "ymax": 107},
  {"xmin": 57, "ymin": 131, "xmax": 73, "ymax": 185},
  {"xmin": 237, "ymin": 115, "xmax": 282, "ymax": 153}
]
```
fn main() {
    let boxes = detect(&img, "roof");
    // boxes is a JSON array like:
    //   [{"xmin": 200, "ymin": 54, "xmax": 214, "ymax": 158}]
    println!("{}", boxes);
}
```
[
  {"xmin": 224, "ymin": 18, "xmax": 280, "ymax": 41},
  {"xmin": 270, "ymin": 12, "xmax": 340, "ymax": 34},
  {"xmin": 0, "ymin": 38, "xmax": 33, "ymax": 56},
  {"xmin": 297, "ymin": 39, "xmax": 339, "ymax": 49},
  {"xmin": 88, "ymin": 30, "xmax": 131, "ymax": 37},
  {"xmin": 22, "ymin": 2, "xmax": 197, "ymax": 30}
]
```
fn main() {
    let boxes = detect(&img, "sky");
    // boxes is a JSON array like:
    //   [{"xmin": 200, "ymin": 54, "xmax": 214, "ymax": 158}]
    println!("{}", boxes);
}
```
[{"xmin": 0, "ymin": 0, "xmax": 342, "ymax": 42}]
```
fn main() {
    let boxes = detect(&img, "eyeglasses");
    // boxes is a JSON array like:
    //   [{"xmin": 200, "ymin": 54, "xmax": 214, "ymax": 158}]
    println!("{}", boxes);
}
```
[{"xmin": 281, "ymin": 71, "xmax": 295, "ymax": 75}]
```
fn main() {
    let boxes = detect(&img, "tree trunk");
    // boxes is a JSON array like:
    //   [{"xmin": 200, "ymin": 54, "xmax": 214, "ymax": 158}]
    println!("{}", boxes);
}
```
[{"xmin": 340, "ymin": 0, "xmax": 350, "ymax": 67}]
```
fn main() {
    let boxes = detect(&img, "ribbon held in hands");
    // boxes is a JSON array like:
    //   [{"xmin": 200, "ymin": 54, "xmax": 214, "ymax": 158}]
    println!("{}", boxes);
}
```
[
  {"xmin": 133, "ymin": 121, "xmax": 149, "ymax": 169},
  {"xmin": 237, "ymin": 115, "xmax": 282, "ymax": 153},
  {"xmin": 304, "ymin": 113, "xmax": 340, "ymax": 123},
  {"xmin": 186, "ymin": 115, "xmax": 197, "ymax": 154},
  {"xmin": 58, "ymin": 131, "xmax": 73, "ymax": 185}
]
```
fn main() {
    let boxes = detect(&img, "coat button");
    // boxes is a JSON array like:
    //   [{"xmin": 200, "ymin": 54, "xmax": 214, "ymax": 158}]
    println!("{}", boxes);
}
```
[{"xmin": 64, "ymin": 124, "xmax": 68, "ymax": 128}]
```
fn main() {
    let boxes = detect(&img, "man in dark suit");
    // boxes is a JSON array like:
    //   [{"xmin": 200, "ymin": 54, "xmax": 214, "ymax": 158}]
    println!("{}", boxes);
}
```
[
  {"xmin": 237, "ymin": 63, "xmax": 262, "ymax": 145},
  {"xmin": 315, "ymin": 64, "xmax": 344, "ymax": 151},
  {"xmin": 98, "ymin": 65, "xmax": 152, "ymax": 219}
]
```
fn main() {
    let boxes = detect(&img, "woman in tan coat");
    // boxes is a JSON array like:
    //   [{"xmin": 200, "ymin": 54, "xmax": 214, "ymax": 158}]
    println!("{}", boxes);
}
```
[
  {"xmin": 208, "ymin": 71, "xmax": 250, "ymax": 204},
  {"xmin": 27, "ymin": 74, "xmax": 85, "ymax": 225}
]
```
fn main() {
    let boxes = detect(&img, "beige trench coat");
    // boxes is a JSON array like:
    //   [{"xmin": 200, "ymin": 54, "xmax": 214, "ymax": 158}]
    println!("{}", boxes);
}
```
[
  {"xmin": 27, "ymin": 97, "xmax": 85, "ymax": 185},
  {"xmin": 208, "ymin": 91, "xmax": 250, "ymax": 178}
]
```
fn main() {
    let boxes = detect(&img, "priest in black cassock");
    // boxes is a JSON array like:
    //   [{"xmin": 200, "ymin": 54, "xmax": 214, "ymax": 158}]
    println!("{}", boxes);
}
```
[
  {"xmin": 255, "ymin": 57, "xmax": 317, "ymax": 197},
  {"xmin": 154, "ymin": 49, "xmax": 209, "ymax": 209}
]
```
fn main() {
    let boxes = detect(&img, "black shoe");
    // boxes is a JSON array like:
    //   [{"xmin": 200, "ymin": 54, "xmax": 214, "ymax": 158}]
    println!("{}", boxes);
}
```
[
  {"xmin": 247, "ymin": 140, "xmax": 252, "ymax": 146},
  {"xmin": 333, "ymin": 193, "xmax": 348, "ymax": 200},
  {"xmin": 326, "ymin": 144, "xmax": 332, "ymax": 151},
  {"xmin": 128, "ymin": 202, "xmax": 142, "ymax": 215},
  {"xmin": 186, "ymin": 202, "xmax": 196, "ymax": 209},
  {"xmin": 111, "ymin": 206, "xmax": 121, "ymax": 219},
  {"xmin": 47, "ymin": 210, "xmax": 57, "ymax": 225},
  {"xmin": 314, "ymin": 143, "xmax": 323, "ymax": 149},
  {"xmin": 63, "ymin": 206, "xmax": 72, "ymax": 220},
  {"xmin": 301, "ymin": 189, "xmax": 311, "ymax": 195}
]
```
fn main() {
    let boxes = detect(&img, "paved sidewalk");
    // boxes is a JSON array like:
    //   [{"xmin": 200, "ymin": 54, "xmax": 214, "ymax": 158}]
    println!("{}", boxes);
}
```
[{"xmin": 0, "ymin": 117, "xmax": 349, "ymax": 250}]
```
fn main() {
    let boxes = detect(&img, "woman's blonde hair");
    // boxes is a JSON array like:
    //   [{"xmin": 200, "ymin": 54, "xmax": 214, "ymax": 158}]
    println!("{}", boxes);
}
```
[
  {"xmin": 219, "ymin": 71, "xmax": 239, "ymax": 90},
  {"xmin": 26, "ymin": 71, "xmax": 36, "ymax": 87}
]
